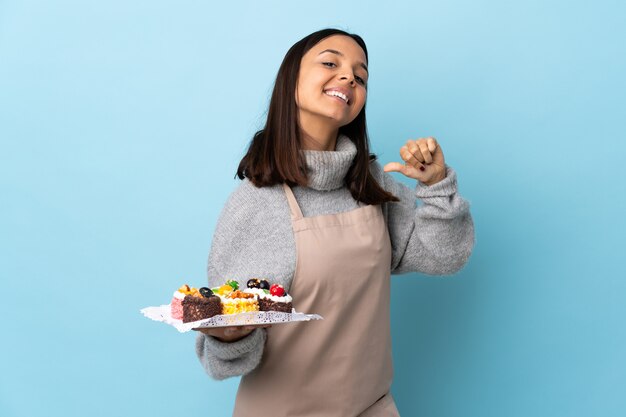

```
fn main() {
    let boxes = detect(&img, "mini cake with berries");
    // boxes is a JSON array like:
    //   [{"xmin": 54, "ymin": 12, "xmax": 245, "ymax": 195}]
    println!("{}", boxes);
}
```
[
  {"xmin": 181, "ymin": 286, "xmax": 223, "ymax": 323},
  {"xmin": 244, "ymin": 279, "xmax": 293, "ymax": 313}
]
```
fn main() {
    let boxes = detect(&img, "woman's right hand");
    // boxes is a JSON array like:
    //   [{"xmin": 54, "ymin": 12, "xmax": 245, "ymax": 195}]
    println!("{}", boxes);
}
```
[{"xmin": 194, "ymin": 324, "xmax": 271, "ymax": 343}]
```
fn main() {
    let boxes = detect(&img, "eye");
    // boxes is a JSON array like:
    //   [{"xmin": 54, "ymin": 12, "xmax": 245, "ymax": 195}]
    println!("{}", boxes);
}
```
[{"xmin": 323, "ymin": 61, "xmax": 367, "ymax": 86}]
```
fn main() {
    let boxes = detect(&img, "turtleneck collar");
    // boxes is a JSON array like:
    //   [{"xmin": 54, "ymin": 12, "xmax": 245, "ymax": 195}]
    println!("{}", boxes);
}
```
[{"xmin": 301, "ymin": 134, "xmax": 357, "ymax": 191}]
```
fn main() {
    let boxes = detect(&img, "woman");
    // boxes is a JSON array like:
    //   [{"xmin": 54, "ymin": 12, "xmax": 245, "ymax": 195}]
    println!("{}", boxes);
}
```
[{"xmin": 195, "ymin": 28, "xmax": 474, "ymax": 416}]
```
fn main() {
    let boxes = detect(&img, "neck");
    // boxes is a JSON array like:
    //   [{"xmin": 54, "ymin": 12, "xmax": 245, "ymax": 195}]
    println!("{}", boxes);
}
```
[
  {"xmin": 298, "ymin": 114, "xmax": 339, "ymax": 151},
  {"xmin": 301, "ymin": 134, "xmax": 357, "ymax": 191}
]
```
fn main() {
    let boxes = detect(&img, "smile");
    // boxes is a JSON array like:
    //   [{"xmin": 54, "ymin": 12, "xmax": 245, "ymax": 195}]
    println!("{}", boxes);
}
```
[{"xmin": 324, "ymin": 90, "xmax": 349, "ymax": 105}]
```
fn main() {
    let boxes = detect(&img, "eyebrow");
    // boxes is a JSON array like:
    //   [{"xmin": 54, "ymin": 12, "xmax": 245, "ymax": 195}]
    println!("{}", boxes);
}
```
[{"xmin": 318, "ymin": 49, "xmax": 368, "ymax": 73}]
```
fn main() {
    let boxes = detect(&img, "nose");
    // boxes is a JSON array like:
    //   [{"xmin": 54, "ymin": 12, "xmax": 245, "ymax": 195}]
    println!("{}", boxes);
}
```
[{"xmin": 340, "ymin": 73, "xmax": 356, "ymax": 86}]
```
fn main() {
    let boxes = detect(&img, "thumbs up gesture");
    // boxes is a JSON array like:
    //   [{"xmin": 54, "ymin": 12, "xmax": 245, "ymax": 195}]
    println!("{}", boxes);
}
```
[{"xmin": 383, "ymin": 137, "xmax": 446, "ymax": 186}]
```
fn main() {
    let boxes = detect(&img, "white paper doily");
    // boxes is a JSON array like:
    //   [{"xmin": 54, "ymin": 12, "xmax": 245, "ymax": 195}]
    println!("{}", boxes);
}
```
[{"xmin": 140, "ymin": 304, "xmax": 323, "ymax": 333}]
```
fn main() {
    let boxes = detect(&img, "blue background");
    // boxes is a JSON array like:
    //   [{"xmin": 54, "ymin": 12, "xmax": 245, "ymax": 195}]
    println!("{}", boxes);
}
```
[{"xmin": 1, "ymin": 0, "xmax": 625, "ymax": 416}]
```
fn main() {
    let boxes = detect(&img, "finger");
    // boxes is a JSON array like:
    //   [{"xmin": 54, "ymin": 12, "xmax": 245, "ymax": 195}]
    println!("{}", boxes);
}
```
[
  {"xmin": 417, "ymin": 140, "xmax": 433, "ymax": 164},
  {"xmin": 384, "ymin": 162, "xmax": 405, "ymax": 173},
  {"xmin": 237, "ymin": 326, "xmax": 256, "ymax": 334},
  {"xmin": 384, "ymin": 162, "xmax": 423, "ymax": 179},
  {"xmin": 242, "ymin": 325, "xmax": 269, "ymax": 330},
  {"xmin": 228, "ymin": 326, "xmax": 249, "ymax": 335},
  {"xmin": 426, "ymin": 137, "xmax": 438, "ymax": 153},
  {"xmin": 192, "ymin": 327, "xmax": 210, "ymax": 335},
  {"xmin": 401, "ymin": 148, "xmax": 423, "ymax": 168},
  {"xmin": 399, "ymin": 146, "xmax": 414, "ymax": 165},
  {"xmin": 401, "ymin": 146, "xmax": 424, "ymax": 170},
  {"xmin": 405, "ymin": 141, "xmax": 425, "ymax": 164}
]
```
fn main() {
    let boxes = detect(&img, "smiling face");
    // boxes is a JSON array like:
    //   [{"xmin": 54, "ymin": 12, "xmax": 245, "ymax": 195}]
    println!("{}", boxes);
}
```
[{"xmin": 295, "ymin": 35, "xmax": 369, "ymax": 133}]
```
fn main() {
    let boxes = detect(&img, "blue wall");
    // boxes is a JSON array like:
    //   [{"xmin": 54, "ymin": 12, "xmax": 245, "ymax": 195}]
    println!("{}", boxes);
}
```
[{"xmin": 1, "ymin": 1, "xmax": 624, "ymax": 416}]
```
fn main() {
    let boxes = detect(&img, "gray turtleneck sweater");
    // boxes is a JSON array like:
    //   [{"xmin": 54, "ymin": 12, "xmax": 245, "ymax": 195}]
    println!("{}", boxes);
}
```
[{"xmin": 195, "ymin": 134, "xmax": 475, "ymax": 380}]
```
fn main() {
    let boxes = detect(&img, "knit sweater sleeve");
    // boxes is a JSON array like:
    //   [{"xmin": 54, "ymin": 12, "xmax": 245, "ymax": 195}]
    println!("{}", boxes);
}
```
[
  {"xmin": 195, "ymin": 181, "xmax": 269, "ymax": 381},
  {"xmin": 370, "ymin": 160, "xmax": 475, "ymax": 275}
]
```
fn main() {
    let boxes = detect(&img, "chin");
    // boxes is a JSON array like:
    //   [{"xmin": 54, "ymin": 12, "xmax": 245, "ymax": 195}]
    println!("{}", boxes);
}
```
[
  {"xmin": 324, "ymin": 116, "xmax": 352, "ymax": 129},
  {"xmin": 322, "ymin": 109, "xmax": 354, "ymax": 124}
]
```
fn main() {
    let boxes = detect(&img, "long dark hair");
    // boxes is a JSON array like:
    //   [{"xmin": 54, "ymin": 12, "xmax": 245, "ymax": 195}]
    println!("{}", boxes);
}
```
[{"xmin": 236, "ymin": 28, "xmax": 399, "ymax": 205}]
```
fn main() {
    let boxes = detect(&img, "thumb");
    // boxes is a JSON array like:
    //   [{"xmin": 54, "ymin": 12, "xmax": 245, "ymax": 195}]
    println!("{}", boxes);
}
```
[{"xmin": 383, "ymin": 162, "xmax": 405, "ymax": 173}]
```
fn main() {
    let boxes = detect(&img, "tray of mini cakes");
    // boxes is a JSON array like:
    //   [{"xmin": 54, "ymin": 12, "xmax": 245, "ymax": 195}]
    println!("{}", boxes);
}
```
[{"xmin": 141, "ymin": 278, "xmax": 323, "ymax": 333}]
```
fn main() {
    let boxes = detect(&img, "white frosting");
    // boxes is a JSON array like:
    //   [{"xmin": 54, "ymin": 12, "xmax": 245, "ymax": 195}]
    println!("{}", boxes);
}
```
[
  {"xmin": 265, "ymin": 293, "xmax": 293, "ymax": 303},
  {"xmin": 172, "ymin": 291, "xmax": 185, "ymax": 300},
  {"xmin": 243, "ymin": 288, "xmax": 292, "ymax": 303}
]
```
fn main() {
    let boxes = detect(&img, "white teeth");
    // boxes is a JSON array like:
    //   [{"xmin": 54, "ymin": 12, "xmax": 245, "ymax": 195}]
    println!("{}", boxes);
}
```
[{"xmin": 325, "ymin": 90, "xmax": 348, "ymax": 103}]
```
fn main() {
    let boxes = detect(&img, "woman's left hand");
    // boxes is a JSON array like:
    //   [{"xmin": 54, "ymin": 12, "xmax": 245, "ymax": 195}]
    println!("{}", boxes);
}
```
[{"xmin": 383, "ymin": 137, "xmax": 446, "ymax": 186}]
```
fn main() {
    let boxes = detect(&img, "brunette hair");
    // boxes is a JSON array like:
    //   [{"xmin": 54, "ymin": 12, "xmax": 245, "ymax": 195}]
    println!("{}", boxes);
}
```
[{"xmin": 236, "ymin": 28, "xmax": 399, "ymax": 205}]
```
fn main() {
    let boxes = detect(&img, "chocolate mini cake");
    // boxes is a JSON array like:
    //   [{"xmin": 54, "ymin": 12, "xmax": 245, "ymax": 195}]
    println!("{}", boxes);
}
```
[
  {"xmin": 182, "ymin": 288, "xmax": 222, "ymax": 323},
  {"xmin": 258, "ymin": 297, "xmax": 292, "ymax": 313}
]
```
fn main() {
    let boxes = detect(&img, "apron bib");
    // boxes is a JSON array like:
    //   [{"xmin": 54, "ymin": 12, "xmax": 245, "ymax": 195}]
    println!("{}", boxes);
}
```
[{"xmin": 233, "ymin": 183, "xmax": 400, "ymax": 417}]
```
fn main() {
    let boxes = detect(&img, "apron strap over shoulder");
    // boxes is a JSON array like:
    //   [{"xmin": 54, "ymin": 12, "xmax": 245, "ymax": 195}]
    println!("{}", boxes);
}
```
[{"xmin": 282, "ymin": 183, "xmax": 304, "ymax": 221}]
